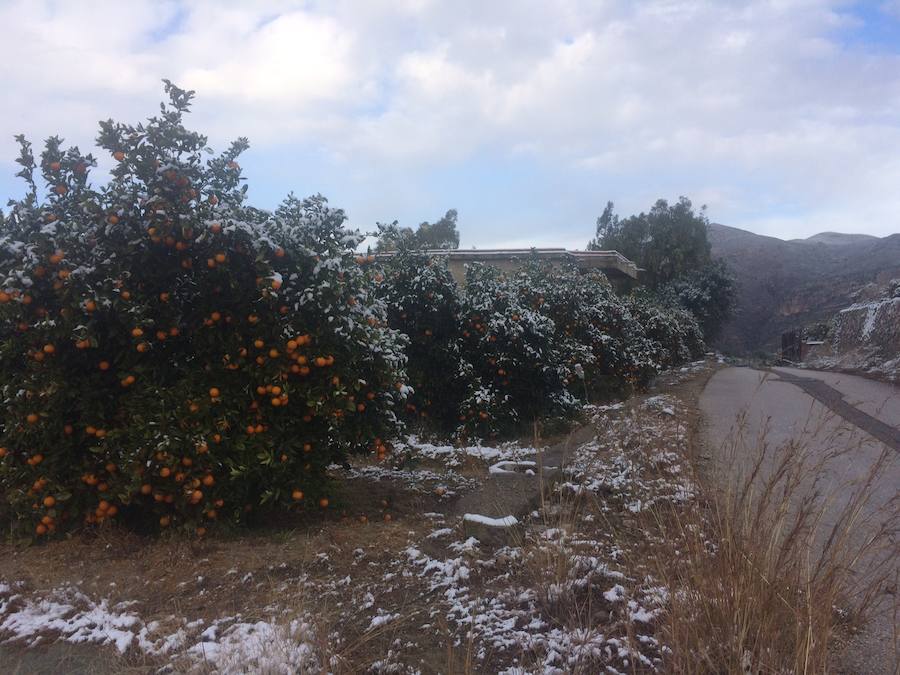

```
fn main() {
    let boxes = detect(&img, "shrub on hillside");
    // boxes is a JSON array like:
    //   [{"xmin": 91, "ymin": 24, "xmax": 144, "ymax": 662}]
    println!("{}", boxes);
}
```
[{"xmin": 0, "ymin": 82, "xmax": 408, "ymax": 538}]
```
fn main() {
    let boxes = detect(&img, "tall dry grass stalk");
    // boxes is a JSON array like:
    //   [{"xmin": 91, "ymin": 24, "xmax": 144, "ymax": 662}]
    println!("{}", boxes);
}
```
[{"xmin": 655, "ymin": 407, "xmax": 899, "ymax": 673}]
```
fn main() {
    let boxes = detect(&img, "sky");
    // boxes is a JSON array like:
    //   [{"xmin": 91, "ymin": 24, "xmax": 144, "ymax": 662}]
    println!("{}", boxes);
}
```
[{"xmin": 1, "ymin": 0, "xmax": 899, "ymax": 250}]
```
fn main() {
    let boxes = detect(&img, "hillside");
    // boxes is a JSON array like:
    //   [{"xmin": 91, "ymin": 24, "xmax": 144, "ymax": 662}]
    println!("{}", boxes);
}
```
[{"xmin": 708, "ymin": 224, "xmax": 900, "ymax": 354}]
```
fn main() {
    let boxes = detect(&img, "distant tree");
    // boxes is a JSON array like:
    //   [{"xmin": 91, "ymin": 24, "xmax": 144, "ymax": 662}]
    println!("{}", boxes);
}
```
[
  {"xmin": 590, "ymin": 197, "xmax": 735, "ymax": 342},
  {"xmin": 589, "ymin": 197, "xmax": 711, "ymax": 288},
  {"xmin": 375, "ymin": 209, "xmax": 460, "ymax": 252},
  {"xmin": 375, "ymin": 221, "xmax": 416, "ymax": 252}
]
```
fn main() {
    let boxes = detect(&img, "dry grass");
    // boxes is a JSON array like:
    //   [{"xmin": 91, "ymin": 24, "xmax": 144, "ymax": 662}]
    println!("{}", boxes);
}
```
[{"xmin": 652, "ymin": 407, "xmax": 900, "ymax": 673}]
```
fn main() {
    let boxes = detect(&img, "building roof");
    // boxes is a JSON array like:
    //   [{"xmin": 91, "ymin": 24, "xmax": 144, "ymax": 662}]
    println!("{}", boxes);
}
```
[{"xmin": 375, "ymin": 248, "xmax": 640, "ymax": 280}]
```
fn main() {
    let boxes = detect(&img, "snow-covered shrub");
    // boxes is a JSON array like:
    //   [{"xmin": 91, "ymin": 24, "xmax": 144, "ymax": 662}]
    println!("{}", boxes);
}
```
[
  {"xmin": 458, "ymin": 264, "xmax": 578, "ymax": 437},
  {"xmin": 0, "ymin": 82, "xmax": 408, "ymax": 537},
  {"xmin": 624, "ymin": 296, "xmax": 705, "ymax": 373},
  {"xmin": 378, "ymin": 249, "xmax": 473, "ymax": 430},
  {"xmin": 514, "ymin": 262, "xmax": 651, "ymax": 396}
]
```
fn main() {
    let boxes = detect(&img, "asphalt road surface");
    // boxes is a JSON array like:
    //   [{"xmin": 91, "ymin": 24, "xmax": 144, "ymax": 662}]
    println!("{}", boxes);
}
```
[{"xmin": 701, "ymin": 366, "xmax": 900, "ymax": 674}]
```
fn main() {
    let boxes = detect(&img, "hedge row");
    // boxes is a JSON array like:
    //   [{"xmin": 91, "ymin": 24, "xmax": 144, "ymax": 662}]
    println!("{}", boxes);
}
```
[{"xmin": 378, "ymin": 250, "xmax": 705, "ymax": 438}]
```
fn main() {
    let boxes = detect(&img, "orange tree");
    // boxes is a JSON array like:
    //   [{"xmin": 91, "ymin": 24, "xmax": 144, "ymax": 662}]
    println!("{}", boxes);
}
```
[
  {"xmin": 377, "ymin": 249, "xmax": 473, "ymax": 431},
  {"xmin": 624, "ymin": 295, "xmax": 705, "ymax": 373},
  {"xmin": 457, "ymin": 263, "xmax": 578, "ymax": 438},
  {"xmin": 513, "ymin": 262, "xmax": 650, "ymax": 396},
  {"xmin": 0, "ymin": 82, "xmax": 408, "ymax": 537}
]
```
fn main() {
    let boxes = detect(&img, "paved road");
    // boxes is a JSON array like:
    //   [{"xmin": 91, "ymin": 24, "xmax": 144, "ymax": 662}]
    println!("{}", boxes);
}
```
[{"xmin": 701, "ymin": 366, "xmax": 899, "ymax": 674}]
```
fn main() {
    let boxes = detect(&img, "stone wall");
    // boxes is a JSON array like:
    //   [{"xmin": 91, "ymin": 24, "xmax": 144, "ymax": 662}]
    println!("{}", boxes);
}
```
[{"xmin": 819, "ymin": 283, "xmax": 900, "ymax": 381}]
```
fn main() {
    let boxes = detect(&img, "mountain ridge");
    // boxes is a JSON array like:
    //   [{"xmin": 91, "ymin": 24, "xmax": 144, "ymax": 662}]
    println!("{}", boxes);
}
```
[{"xmin": 707, "ymin": 224, "xmax": 900, "ymax": 355}]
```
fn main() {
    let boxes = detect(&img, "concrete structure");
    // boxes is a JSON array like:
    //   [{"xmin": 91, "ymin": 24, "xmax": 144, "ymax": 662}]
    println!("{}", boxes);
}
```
[{"xmin": 377, "ymin": 248, "xmax": 640, "ymax": 286}]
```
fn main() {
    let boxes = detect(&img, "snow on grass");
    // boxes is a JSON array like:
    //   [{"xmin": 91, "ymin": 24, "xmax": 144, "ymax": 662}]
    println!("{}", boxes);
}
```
[
  {"xmin": 0, "ymin": 582, "xmax": 322, "ymax": 673},
  {"xmin": 399, "ymin": 435, "xmax": 538, "ymax": 468},
  {"xmin": 188, "ymin": 618, "xmax": 320, "ymax": 674}
]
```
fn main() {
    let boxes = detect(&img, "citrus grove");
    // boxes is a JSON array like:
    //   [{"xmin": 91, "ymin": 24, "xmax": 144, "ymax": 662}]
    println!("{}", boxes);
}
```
[
  {"xmin": 379, "ymin": 256, "xmax": 705, "ymax": 439},
  {"xmin": 0, "ymin": 82, "xmax": 705, "ymax": 539}
]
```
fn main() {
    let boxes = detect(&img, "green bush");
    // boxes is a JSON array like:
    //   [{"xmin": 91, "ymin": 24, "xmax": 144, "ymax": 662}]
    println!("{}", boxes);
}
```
[
  {"xmin": 0, "ymin": 82, "xmax": 408, "ymax": 538},
  {"xmin": 378, "ymin": 249, "xmax": 472, "ymax": 430}
]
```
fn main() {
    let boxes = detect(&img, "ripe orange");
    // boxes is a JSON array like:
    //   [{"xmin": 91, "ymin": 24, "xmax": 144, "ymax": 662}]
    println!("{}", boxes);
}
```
[
  {"xmin": 107, "ymin": 214, "xmax": 119, "ymax": 225},
  {"xmin": 49, "ymin": 161, "xmax": 61, "ymax": 171},
  {"xmin": 131, "ymin": 327, "xmax": 144, "ymax": 338},
  {"xmin": 159, "ymin": 516, "xmax": 171, "ymax": 527},
  {"xmin": 42, "ymin": 343, "xmax": 55, "ymax": 354},
  {"xmin": 214, "ymin": 252, "xmax": 226, "ymax": 263},
  {"xmin": 202, "ymin": 474, "xmax": 214, "ymax": 487},
  {"xmin": 209, "ymin": 387, "xmax": 220, "ymax": 398},
  {"xmin": 196, "ymin": 527, "xmax": 207, "ymax": 537},
  {"xmin": 0, "ymin": 292, "xmax": 9, "ymax": 303},
  {"xmin": 292, "ymin": 489, "xmax": 304, "ymax": 501},
  {"xmin": 181, "ymin": 457, "xmax": 193, "ymax": 467},
  {"xmin": 210, "ymin": 222, "xmax": 222, "ymax": 234},
  {"xmin": 36, "ymin": 523, "xmax": 48, "ymax": 535},
  {"xmin": 42, "ymin": 495, "xmax": 56, "ymax": 508},
  {"xmin": 271, "ymin": 397, "xmax": 282, "ymax": 407},
  {"xmin": 268, "ymin": 348, "xmax": 280, "ymax": 359},
  {"xmin": 0, "ymin": 447, "xmax": 7, "ymax": 458},
  {"xmin": 211, "ymin": 311, "xmax": 221, "ymax": 321},
  {"xmin": 271, "ymin": 278, "xmax": 282, "ymax": 290},
  {"xmin": 121, "ymin": 291, "xmax": 131, "ymax": 300},
  {"xmin": 159, "ymin": 292, "xmax": 170, "ymax": 302},
  {"xmin": 319, "ymin": 497, "xmax": 329, "ymax": 508},
  {"xmin": 136, "ymin": 342, "xmax": 149, "ymax": 353},
  {"xmin": 190, "ymin": 489, "xmax": 203, "ymax": 503},
  {"xmin": 26, "ymin": 413, "xmax": 39, "ymax": 424},
  {"xmin": 99, "ymin": 361, "xmax": 110, "ymax": 371},
  {"xmin": 160, "ymin": 467, "xmax": 171, "ymax": 478},
  {"xmin": 140, "ymin": 484, "xmax": 152, "ymax": 495},
  {"xmin": 54, "ymin": 184, "xmax": 67, "ymax": 195},
  {"xmin": 31, "ymin": 454, "xmax": 44, "ymax": 465},
  {"xmin": 113, "ymin": 150, "xmax": 125, "ymax": 161}
]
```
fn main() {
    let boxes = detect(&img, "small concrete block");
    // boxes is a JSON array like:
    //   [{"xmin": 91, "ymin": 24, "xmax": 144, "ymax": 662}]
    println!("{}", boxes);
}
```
[{"xmin": 462, "ymin": 513, "xmax": 524, "ymax": 547}]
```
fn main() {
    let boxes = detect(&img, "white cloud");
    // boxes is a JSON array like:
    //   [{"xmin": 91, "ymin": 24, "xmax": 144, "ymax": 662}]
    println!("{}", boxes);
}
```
[{"xmin": 1, "ymin": 0, "xmax": 900, "ymax": 240}]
